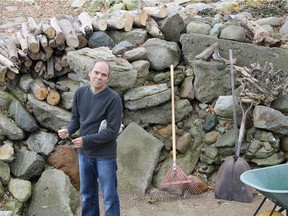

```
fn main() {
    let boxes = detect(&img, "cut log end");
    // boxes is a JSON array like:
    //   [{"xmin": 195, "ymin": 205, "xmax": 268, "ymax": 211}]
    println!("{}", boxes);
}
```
[{"xmin": 46, "ymin": 90, "xmax": 60, "ymax": 105}]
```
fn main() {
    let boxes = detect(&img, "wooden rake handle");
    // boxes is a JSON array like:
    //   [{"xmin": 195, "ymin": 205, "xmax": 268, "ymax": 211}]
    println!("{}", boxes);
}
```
[{"xmin": 170, "ymin": 65, "xmax": 177, "ymax": 171}]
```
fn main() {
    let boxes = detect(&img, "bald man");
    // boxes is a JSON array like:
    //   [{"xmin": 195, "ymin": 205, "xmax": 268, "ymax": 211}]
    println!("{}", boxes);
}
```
[{"xmin": 58, "ymin": 60, "xmax": 123, "ymax": 216}]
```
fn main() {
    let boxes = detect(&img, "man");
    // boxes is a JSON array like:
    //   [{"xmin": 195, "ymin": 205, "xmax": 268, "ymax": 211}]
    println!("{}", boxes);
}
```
[{"xmin": 58, "ymin": 60, "xmax": 123, "ymax": 216}]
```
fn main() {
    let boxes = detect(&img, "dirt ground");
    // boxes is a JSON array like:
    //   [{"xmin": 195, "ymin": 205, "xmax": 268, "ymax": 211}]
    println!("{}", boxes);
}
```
[
  {"xmin": 0, "ymin": 1, "xmax": 281, "ymax": 215},
  {"xmin": 116, "ymin": 191, "xmax": 276, "ymax": 216}
]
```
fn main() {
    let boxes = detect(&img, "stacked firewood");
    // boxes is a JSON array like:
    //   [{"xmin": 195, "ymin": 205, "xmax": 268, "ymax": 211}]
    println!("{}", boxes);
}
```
[{"xmin": 0, "ymin": 5, "xmax": 169, "ymax": 106}]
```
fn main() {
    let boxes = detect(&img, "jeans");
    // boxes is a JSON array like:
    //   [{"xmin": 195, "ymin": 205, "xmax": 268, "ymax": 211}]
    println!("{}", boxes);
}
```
[{"xmin": 78, "ymin": 154, "xmax": 120, "ymax": 216}]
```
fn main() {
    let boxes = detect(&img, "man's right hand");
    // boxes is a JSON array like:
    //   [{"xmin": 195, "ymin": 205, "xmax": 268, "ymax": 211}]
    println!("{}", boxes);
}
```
[{"xmin": 58, "ymin": 128, "xmax": 69, "ymax": 139}]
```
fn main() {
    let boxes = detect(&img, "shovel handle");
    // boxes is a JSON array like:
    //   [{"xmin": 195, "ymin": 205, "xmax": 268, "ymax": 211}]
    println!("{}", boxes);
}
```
[
  {"xmin": 229, "ymin": 49, "xmax": 239, "ymax": 152},
  {"xmin": 241, "ymin": 98, "xmax": 254, "ymax": 103},
  {"xmin": 236, "ymin": 100, "xmax": 254, "ymax": 157}
]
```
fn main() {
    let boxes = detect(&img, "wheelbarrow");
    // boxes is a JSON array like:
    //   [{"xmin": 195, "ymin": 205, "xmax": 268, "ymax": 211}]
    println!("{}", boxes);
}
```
[{"xmin": 240, "ymin": 163, "xmax": 288, "ymax": 216}]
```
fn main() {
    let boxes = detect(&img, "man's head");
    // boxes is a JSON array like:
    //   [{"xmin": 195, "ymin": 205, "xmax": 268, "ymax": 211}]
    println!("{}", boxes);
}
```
[{"xmin": 89, "ymin": 60, "xmax": 110, "ymax": 93}]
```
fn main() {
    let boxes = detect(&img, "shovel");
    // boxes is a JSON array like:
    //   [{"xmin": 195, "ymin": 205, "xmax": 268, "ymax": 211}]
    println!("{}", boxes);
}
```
[{"xmin": 215, "ymin": 49, "xmax": 254, "ymax": 203}]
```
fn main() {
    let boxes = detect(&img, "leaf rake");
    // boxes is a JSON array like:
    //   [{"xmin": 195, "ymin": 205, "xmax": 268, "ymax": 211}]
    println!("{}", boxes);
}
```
[{"xmin": 158, "ymin": 65, "xmax": 205, "ymax": 201}]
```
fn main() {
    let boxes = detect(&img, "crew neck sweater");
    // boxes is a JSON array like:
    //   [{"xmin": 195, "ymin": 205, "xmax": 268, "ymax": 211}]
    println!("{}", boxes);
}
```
[{"xmin": 67, "ymin": 85, "xmax": 123, "ymax": 158}]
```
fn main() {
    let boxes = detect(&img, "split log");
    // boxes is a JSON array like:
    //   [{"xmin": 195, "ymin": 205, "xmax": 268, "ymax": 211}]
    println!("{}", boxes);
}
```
[
  {"xmin": 17, "ymin": 49, "xmax": 32, "ymax": 67},
  {"xmin": 146, "ymin": 17, "xmax": 164, "ymax": 38},
  {"xmin": 195, "ymin": 42, "xmax": 219, "ymax": 60},
  {"xmin": 0, "ymin": 54, "xmax": 19, "ymax": 74},
  {"xmin": 15, "ymin": 32, "xmax": 28, "ymax": 53},
  {"xmin": 42, "ymin": 79, "xmax": 70, "ymax": 92},
  {"xmin": 54, "ymin": 57, "xmax": 62, "ymax": 71},
  {"xmin": 59, "ymin": 54, "xmax": 69, "ymax": 68},
  {"xmin": 46, "ymin": 90, "xmax": 61, "ymax": 106},
  {"xmin": 6, "ymin": 39, "xmax": 19, "ymax": 63},
  {"xmin": 106, "ymin": 18, "xmax": 126, "ymax": 30},
  {"xmin": 27, "ymin": 33, "xmax": 40, "ymax": 54},
  {"xmin": 0, "ymin": 64, "xmax": 7, "ymax": 83},
  {"xmin": 24, "ymin": 59, "xmax": 33, "ymax": 68},
  {"xmin": 31, "ymin": 78, "xmax": 49, "ymax": 101},
  {"xmin": 34, "ymin": 60, "xmax": 45, "ymax": 73},
  {"xmin": 56, "ymin": 42, "xmax": 66, "ymax": 51},
  {"xmin": 27, "ymin": 52, "xmax": 40, "ymax": 61},
  {"xmin": 10, "ymin": 34, "xmax": 20, "ymax": 49},
  {"xmin": 45, "ymin": 57, "xmax": 55, "ymax": 79},
  {"xmin": 58, "ymin": 19, "xmax": 79, "ymax": 48},
  {"xmin": 41, "ymin": 21, "xmax": 56, "ymax": 39},
  {"xmin": 129, "ymin": 10, "xmax": 148, "ymax": 27},
  {"xmin": 63, "ymin": 15, "xmax": 88, "ymax": 48},
  {"xmin": 0, "ymin": 37, "xmax": 6, "ymax": 47},
  {"xmin": 43, "ymin": 45, "xmax": 53, "ymax": 60},
  {"xmin": 22, "ymin": 22, "xmax": 40, "ymax": 53},
  {"xmin": 21, "ymin": 22, "xmax": 30, "ymax": 38},
  {"xmin": 38, "ymin": 63, "xmax": 47, "ymax": 78},
  {"xmin": 38, "ymin": 34, "xmax": 48, "ymax": 48},
  {"xmin": 0, "ymin": 46, "xmax": 9, "ymax": 59},
  {"xmin": 39, "ymin": 50, "xmax": 46, "ymax": 60},
  {"xmin": 92, "ymin": 18, "xmax": 107, "ymax": 31},
  {"xmin": 241, "ymin": 19, "xmax": 280, "ymax": 46},
  {"xmin": 77, "ymin": 35, "xmax": 88, "ymax": 49},
  {"xmin": 142, "ymin": 5, "xmax": 168, "ymax": 18},
  {"xmin": 103, "ymin": 11, "xmax": 134, "ymax": 31},
  {"xmin": 78, "ymin": 11, "xmax": 93, "ymax": 37},
  {"xmin": 27, "ymin": 17, "xmax": 38, "ymax": 34},
  {"xmin": 50, "ymin": 17, "xmax": 66, "ymax": 47},
  {"xmin": 6, "ymin": 70, "xmax": 16, "ymax": 80},
  {"xmin": 110, "ymin": 10, "xmax": 134, "ymax": 31},
  {"xmin": 48, "ymin": 38, "xmax": 57, "ymax": 48}
]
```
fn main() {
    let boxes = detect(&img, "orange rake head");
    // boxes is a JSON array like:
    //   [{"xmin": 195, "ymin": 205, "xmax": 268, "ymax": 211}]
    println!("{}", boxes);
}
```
[{"xmin": 159, "ymin": 165, "xmax": 205, "ymax": 199}]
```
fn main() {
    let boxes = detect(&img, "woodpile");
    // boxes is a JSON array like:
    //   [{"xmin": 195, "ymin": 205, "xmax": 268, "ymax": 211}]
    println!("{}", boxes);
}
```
[{"xmin": 0, "ymin": 5, "xmax": 170, "ymax": 106}]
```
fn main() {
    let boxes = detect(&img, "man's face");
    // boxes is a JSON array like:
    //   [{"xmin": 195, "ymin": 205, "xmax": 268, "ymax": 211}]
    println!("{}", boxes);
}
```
[{"xmin": 89, "ymin": 61, "xmax": 110, "ymax": 92}]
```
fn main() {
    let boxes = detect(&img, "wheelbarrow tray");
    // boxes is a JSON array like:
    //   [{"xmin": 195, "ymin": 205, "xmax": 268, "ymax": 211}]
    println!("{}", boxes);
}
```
[{"xmin": 240, "ymin": 163, "xmax": 288, "ymax": 214}]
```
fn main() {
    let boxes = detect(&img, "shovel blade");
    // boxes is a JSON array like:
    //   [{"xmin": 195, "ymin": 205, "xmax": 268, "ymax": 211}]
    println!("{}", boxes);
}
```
[{"xmin": 215, "ymin": 156, "xmax": 253, "ymax": 203}]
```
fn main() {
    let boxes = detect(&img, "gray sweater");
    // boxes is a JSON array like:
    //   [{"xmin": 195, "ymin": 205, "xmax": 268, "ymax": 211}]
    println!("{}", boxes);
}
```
[{"xmin": 67, "ymin": 85, "xmax": 123, "ymax": 158}]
